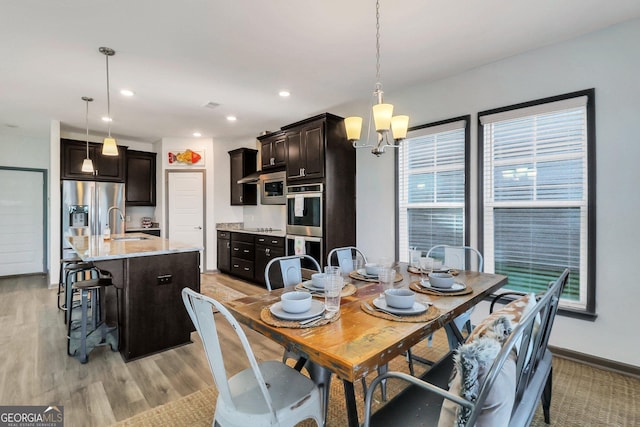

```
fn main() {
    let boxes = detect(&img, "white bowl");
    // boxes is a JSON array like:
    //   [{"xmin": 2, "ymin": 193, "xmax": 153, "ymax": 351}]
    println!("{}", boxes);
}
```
[
  {"xmin": 311, "ymin": 272, "xmax": 326, "ymax": 288},
  {"xmin": 429, "ymin": 272, "xmax": 454, "ymax": 289},
  {"xmin": 281, "ymin": 291, "xmax": 312, "ymax": 313},
  {"xmin": 365, "ymin": 263, "xmax": 380, "ymax": 276},
  {"xmin": 384, "ymin": 289, "xmax": 416, "ymax": 309}
]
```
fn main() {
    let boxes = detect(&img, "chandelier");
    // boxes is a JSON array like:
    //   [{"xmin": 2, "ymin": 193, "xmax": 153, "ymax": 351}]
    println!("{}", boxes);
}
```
[{"xmin": 344, "ymin": 0, "xmax": 409, "ymax": 156}]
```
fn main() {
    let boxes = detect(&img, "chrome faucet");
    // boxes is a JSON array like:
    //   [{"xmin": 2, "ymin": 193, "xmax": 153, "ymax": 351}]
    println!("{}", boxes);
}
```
[{"xmin": 107, "ymin": 206, "xmax": 125, "ymax": 230}]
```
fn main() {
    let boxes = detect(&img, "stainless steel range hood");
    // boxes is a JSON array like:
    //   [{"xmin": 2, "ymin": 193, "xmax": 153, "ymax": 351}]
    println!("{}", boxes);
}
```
[{"xmin": 237, "ymin": 170, "xmax": 262, "ymax": 184}]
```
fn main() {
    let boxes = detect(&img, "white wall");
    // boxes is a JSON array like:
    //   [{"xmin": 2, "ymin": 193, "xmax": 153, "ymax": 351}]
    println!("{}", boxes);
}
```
[{"xmin": 334, "ymin": 19, "xmax": 640, "ymax": 367}]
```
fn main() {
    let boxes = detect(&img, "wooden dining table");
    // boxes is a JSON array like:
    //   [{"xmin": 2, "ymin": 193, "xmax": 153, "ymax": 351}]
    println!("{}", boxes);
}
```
[{"xmin": 224, "ymin": 264, "xmax": 508, "ymax": 427}]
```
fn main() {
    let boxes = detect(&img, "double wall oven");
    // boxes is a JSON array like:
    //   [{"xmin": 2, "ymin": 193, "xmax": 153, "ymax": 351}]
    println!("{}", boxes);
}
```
[{"xmin": 286, "ymin": 183, "xmax": 323, "ymax": 268}]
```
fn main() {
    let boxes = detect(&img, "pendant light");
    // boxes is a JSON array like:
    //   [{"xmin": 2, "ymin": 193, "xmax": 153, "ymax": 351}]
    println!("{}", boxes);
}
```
[
  {"xmin": 344, "ymin": 0, "xmax": 409, "ymax": 156},
  {"xmin": 99, "ymin": 46, "xmax": 119, "ymax": 156},
  {"xmin": 81, "ymin": 96, "xmax": 95, "ymax": 173}
]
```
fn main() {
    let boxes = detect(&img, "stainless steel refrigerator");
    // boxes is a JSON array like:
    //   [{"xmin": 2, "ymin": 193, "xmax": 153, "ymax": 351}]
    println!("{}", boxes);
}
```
[{"xmin": 62, "ymin": 180, "xmax": 125, "ymax": 249}]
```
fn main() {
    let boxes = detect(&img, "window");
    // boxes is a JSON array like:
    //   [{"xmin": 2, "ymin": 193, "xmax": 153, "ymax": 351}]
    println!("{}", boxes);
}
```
[
  {"xmin": 479, "ymin": 89, "xmax": 595, "ymax": 315},
  {"xmin": 397, "ymin": 116, "xmax": 470, "ymax": 262}
]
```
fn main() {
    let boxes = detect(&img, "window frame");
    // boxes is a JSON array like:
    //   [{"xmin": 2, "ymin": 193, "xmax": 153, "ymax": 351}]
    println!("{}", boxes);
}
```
[
  {"xmin": 395, "ymin": 115, "xmax": 471, "ymax": 262},
  {"xmin": 478, "ymin": 89, "xmax": 596, "ymax": 319}
]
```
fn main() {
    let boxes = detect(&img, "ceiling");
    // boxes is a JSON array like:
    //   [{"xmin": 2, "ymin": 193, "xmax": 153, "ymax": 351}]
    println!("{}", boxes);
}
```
[{"xmin": 2, "ymin": 1, "xmax": 640, "ymax": 144}]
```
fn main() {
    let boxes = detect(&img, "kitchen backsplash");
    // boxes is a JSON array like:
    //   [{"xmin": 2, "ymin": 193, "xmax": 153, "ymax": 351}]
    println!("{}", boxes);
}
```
[
  {"xmin": 126, "ymin": 206, "xmax": 158, "ymax": 229},
  {"xmin": 243, "ymin": 204, "xmax": 286, "ymax": 230}
]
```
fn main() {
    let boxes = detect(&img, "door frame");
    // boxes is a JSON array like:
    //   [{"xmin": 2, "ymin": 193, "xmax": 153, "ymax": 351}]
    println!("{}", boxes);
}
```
[
  {"xmin": 165, "ymin": 169, "xmax": 206, "ymax": 269},
  {"xmin": 0, "ymin": 166, "xmax": 48, "ymax": 276}
]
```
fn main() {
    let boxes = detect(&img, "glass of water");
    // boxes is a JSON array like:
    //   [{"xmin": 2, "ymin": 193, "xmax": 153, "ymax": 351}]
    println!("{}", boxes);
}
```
[{"xmin": 325, "ymin": 274, "xmax": 343, "ymax": 313}]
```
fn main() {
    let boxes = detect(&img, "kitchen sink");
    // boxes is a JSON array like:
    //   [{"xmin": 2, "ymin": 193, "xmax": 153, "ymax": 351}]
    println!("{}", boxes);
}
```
[{"xmin": 112, "ymin": 236, "xmax": 150, "ymax": 241}]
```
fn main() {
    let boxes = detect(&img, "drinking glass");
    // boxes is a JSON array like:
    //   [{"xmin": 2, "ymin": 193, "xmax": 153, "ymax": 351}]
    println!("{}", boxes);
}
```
[
  {"xmin": 419, "ymin": 257, "xmax": 433, "ymax": 284},
  {"xmin": 378, "ymin": 267, "xmax": 395, "ymax": 292},
  {"xmin": 325, "ymin": 275, "xmax": 343, "ymax": 313},
  {"xmin": 352, "ymin": 257, "xmax": 363, "ymax": 273},
  {"xmin": 409, "ymin": 248, "xmax": 421, "ymax": 269},
  {"xmin": 324, "ymin": 265, "xmax": 341, "ymax": 277}
]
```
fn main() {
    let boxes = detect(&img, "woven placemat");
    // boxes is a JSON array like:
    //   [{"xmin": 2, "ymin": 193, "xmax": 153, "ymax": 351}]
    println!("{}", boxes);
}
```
[
  {"xmin": 294, "ymin": 282, "xmax": 357, "ymax": 298},
  {"xmin": 360, "ymin": 297, "xmax": 439, "ymax": 323},
  {"xmin": 409, "ymin": 280, "xmax": 473, "ymax": 296},
  {"xmin": 260, "ymin": 306, "xmax": 341, "ymax": 328},
  {"xmin": 349, "ymin": 270, "xmax": 403, "ymax": 283}
]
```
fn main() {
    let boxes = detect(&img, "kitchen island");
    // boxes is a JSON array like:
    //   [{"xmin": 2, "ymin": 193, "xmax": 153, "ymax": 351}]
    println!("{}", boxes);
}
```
[{"xmin": 66, "ymin": 233, "xmax": 202, "ymax": 361}]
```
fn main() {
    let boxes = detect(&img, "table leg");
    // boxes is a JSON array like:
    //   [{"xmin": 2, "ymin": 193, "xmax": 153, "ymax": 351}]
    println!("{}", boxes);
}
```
[{"xmin": 343, "ymin": 380, "xmax": 359, "ymax": 427}]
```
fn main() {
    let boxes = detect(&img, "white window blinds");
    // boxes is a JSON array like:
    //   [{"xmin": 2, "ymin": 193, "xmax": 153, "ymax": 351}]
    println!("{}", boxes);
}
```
[
  {"xmin": 398, "ymin": 119, "xmax": 467, "ymax": 262},
  {"xmin": 481, "ymin": 96, "xmax": 589, "ymax": 308}
]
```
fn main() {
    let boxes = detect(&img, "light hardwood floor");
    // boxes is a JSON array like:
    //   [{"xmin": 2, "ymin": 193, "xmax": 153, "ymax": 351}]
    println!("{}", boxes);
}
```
[{"xmin": 0, "ymin": 273, "xmax": 282, "ymax": 427}]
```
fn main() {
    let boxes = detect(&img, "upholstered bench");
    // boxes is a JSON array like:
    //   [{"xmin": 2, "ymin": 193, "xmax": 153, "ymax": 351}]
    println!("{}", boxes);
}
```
[{"xmin": 364, "ymin": 268, "xmax": 570, "ymax": 427}]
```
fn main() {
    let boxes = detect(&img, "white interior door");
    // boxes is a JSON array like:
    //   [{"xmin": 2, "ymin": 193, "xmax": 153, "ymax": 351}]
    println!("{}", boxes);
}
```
[
  {"xmin": 167, "ymin": 171, "xmax": 205, "ymax": 270},
  {"xmin": 0, "ymin": 168, "xmax": 45, "ymax": 276}
]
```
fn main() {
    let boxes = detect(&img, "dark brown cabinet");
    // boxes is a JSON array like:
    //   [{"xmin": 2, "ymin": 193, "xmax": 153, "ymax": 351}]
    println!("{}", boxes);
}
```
[
  {"xmin": 229, "ymin": 148, "xmax": 257, "ymax": 205},
  {"xmin": 259, "ymin": 131, "xmax": 286, "ymax": 170},
  {"xmin": 61, "ymin": 138, "xmax": 126, "ymax": 182},
  {"xmin": 254, "ymin": 235, "xmax": 285, "ymax": 287},
  {"xmin": 217, "ymin": 230, "xmax": 231, "ymax": 273},
  {"xmin": 230, "ymin": 232, "xmax": 255, "ymax": 280},
  {"xmin": 126, "ymin": 150, "xmax": 156, "ymax": 206},
  {"xmin": 96, "ymin": 251, "xmax": 200, "ymax": 361},
  {"xmin": 284, "ymin": 120, "xmax": 324, "ymax": 182}
]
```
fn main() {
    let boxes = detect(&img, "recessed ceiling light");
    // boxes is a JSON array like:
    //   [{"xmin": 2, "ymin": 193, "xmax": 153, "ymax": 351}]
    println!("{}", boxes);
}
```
[
  {"xmin": 101, "ymin": 116, "xmax": 112, "ymax": 122},
  {"xmin": 193, "ymin": 132, "xmax": 202, "ymax": 137},
  {"xmin": 120, "ymin": 89, "xmax": 135, "ymax": 97},
  {"xmin": 226, "ymin": 115, "xmax": 237, "ymax": 122},
  {"xmin": 279, "ymin": 90, "xmax": 290, "ymax": 97}
]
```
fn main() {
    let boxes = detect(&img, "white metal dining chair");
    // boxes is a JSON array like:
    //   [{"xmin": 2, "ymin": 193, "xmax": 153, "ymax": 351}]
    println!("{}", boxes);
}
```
[
  {"xmin": 264, "ymin": 254, "xmax": 321, "ymax": 291},
  {"xmin": 326, "ymin": 246, "xmax": 368, "ymax": 274},
  {"xmin": 263, "ymin": 255, "xmax": 332, "ymax": 425},
  {"xmin": 407, "ymin": 245, "xmax": 484, "ymax": 372},
  {"xmin": 182, "ymin": 288, "xmax": 323, "ymax": 427}
]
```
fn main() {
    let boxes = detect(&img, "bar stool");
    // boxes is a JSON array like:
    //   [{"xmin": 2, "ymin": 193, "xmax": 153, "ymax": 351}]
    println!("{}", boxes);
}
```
[
  {"xmin": 62, "ymin": 262, "xmax": 98, "ymax": 324},
  {"xmin": 67, "ymin": 271, "xmax": 119, "ymax": 364},
  {"xmin": 57, "ymin": 251, "xmax": 81, "ymax": 311}
]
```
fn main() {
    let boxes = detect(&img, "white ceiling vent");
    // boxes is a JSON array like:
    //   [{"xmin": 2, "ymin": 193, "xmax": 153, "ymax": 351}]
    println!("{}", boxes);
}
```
[{"xmin": 203, "ymin": 101, "xmax": 220, "ymax": 109}]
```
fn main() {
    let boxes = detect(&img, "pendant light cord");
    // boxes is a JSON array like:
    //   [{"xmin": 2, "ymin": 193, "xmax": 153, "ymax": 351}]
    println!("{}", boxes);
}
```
[
  {"xmin": 85, "ymin": 99, "xmax": 90, "ymax": 157},
  {"xmin": 375, "ymin": 0, "xmax": 382, "ymax": 92},
  {"xmin": 105, "ymin": 53, "xmax": 112, "ymax": 138}
]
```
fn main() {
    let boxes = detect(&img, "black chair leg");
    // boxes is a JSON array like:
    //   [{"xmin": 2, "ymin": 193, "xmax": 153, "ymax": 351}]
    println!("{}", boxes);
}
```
[{"xmin": 542, "ymin": 366, "xmax": 553, "ymax": 424}]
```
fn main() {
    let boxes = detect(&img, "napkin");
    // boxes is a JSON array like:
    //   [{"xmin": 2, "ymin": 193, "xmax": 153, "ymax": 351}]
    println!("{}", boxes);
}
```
[
  {"xmin": 294, "ymin": 195, "xmax": 304, "ymax": 217},
  {"xmin": 294, "ymin": 236, "xmax": 306, "ymax": 255}
]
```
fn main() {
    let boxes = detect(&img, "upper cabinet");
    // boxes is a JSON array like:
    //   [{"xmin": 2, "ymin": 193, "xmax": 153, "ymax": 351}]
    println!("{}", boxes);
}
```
[
  {"xmin": 282, "ymin": 113, "xmax": 349, "ymax": 183},
  {"xmin": 229, "ymin": 148, "xmax": 258, "ymax": 205},
  {"xmin": 259, "ymin": 131, "xmax": 286, "ymax": 170},
  {"xmin": 126, "ymin": 150, "xmax": 157, "ymax": 206},
  {"xmin": 61, "ymin": 138, "xmax": 126, "ymax": 182}
]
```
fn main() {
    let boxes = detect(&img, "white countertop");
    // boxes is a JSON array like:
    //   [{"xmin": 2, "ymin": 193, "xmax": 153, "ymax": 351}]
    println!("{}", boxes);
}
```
[{"xmin": 66, "ymin": 233, "xmax": 202, "ymax": 261}]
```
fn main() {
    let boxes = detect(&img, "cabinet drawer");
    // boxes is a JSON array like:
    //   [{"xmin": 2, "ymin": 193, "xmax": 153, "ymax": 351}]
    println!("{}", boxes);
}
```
[
  {"xmin": 231, "ymin": 241, "xmax": 254, "ymax": 260},
  {"xmin": 230, "ymin": 258, "xmax": 254, "ymax": 279},
  {"xmin": 231, "ymin": 232, "xmax": 254, "ymax": 243},
  {"xmin": 217, "ymin": 230, "xmax": 231, "ymax": 239},
  {"xmin": 255, "ymin": 235, "xmax": 284, "ymax": 248}
]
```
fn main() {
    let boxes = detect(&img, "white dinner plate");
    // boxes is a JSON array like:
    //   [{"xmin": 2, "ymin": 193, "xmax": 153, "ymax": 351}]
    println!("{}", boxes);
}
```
[
  {"xmin": 419, "ymin": 280, "xmax": 466, "ymax": 293},
  {"xmin": 302, "ymin": 280, "xmax": 325, "ymax": 291},
  {"xmin": 373, "ymin": 296, "xmax": 428, "ymax": 316},
  {"xmin": 270, "ymin": 300, "xmax": 325, "ymax": 321},
  {"xmin": 356, "ymin": 269, "xmax": 378, "ymax": 279}
]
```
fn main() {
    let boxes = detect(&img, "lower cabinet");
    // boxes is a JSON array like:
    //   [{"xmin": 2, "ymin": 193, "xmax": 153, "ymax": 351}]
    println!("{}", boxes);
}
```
[
  {"xmin": 217, "ymin": 231, "xmax": 231, "ymax": 273},
  {"xmin": 218, "ymin": 231, "xmax": 285, "ymax": 287},
  {"xmin": 255, "ymin": 235, "xmax": 285, "ymax": 287},
  {"xmin": 230, "ymin": 233, "xmax": 254, "ymax": 280}
]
